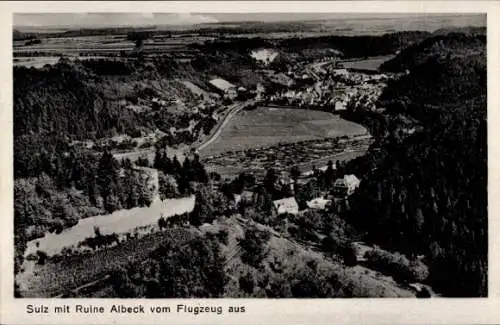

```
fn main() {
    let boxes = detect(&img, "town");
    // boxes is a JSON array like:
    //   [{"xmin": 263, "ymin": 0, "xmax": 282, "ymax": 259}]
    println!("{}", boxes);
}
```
[{"xmin": 13, "ymin": 13, "xmax": 487, "ymax": 300}]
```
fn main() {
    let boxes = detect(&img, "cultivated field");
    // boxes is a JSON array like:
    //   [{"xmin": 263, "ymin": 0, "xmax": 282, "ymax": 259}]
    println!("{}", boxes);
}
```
[
  {"xmin": 199, "ymin": 106, "xmax": 368, "ymax": 157},
  {"xmin": 18, "ymin": 227, "xmax": 198, "ymax": 298},
  {"xmin": 13, "ymin": 34, "xmax": 211, "ymax": 56},
  {"xmin": 203, "ymin": 136, "xmax": 373, "ymax": 179},
  {"xmin": 14, "ymin": 55, "xmax": 111, "ymax": 68}
]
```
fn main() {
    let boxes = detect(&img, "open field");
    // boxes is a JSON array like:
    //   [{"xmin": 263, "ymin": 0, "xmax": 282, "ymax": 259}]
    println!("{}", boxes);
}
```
[
  {"xmin": 13, "ymin": 34, "xmax": 212, "ymax": 57},
  {"xmin": 199, "ymin": 106, "xmax": 368, "ymax": 157},
  {"xmin": 14, "ymin": 55, "xmax": 111, "ymax": 68},
  {"xmin": 340, "ymin": 55, "xmax": 395, "ymax": 72}
]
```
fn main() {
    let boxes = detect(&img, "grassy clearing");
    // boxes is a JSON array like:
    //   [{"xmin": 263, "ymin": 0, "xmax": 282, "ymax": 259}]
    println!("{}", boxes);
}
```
[
  {"xmin": 201, "ymin": 216, "xmax": 415, "ymax": 298},
  {"xmin": 340, "ymin": 55, "xmax": 395, "ymax": 71},
  {"xmin": 199, "ymin": 106, "xmax": 367, "ymax": 157}
]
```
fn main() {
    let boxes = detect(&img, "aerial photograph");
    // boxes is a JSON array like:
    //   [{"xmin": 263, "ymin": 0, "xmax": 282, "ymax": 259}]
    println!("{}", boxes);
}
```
[{"xmin": 13, "ymin": 12, "xmax": 486, "ymax": 298}]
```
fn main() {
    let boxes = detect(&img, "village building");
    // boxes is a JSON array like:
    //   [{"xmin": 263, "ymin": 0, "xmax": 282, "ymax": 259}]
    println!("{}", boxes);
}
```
[
  {"xmin": 333, "ymin": 68, "xmax": 350, "ymax": 77},
  {"xmin": 209, "ymin": 78, "xmax": 238, "ymax": 100},
  {"xmin": 333, "ymin": 174, "xmax": 361, "ymax": 197},
  {"xmin": 273, "ymin": 197, "xmax": 299, "ymax": 215},
  {"xmin": 306, "ymin": 197, "xmax": 332, "ymax": 210},
  {"xmin": 235, "ymin": 190, "xmax": 255, "ymax": 207},
  {"xmin": 270, "ymin": 73, "xmax": 295, "ymax": 88},
  {"xmin": 351, "ymin": 242, "xmax": 372, "ymax": 262}
]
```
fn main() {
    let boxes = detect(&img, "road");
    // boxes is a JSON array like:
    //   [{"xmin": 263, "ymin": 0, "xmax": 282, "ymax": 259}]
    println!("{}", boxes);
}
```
[
  {"xmin": 306, "ymin": 59, "xmax": 336, "ymax": 80},
  {"xmin": 113, "ymin": 100, "xmax": 255, "ymax": 163},
  {"xmin": 192, "ymin": 100, "xmax": 255, "ymax": 154}
]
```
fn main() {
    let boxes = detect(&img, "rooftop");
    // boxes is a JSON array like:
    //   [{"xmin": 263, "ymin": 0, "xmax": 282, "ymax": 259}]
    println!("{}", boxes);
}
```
[{"xmin": 209, "ymin": 78, "xmax": 236, "ymax": 91}]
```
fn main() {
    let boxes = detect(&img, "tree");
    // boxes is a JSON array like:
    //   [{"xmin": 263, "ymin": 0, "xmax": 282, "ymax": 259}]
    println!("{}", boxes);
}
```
[
  {"xmin": 321, "ymin": 235, "xmax": 341, "ymax": 255},
  {"xmin": 290, "ymin": 166, "xmax": 301, "ymax": 180},
  {"xmin": 295, "ymin": 180, "xmax": 320, "ymax": 210},
  {"xmin": 154, "ymin": 148, "xmax": 165, "ymax": 171},
  {"xmin": 239, "ymin": 272, "xmax": 256, "ymax": 294},
  {"xmin": 146, "ymin": 237, "xmax": 227, "ymax": 298},
  {"xmin": 291, "ymin": 279, "xmax": 322, "ymax": 298},
  {"xmin": 36, "ymin": 250, "xmax": 48, "ymax": 265},
  {"xmin": 343, "ymin": 244, "xmax": 358, "ymax": 267},
  {"xmin": 254, "ymin": 187, "xmax": 274, "ymax": 214},
  {"xmin": 171, "ymin": 156, "xmax": 182, "ymax": 176},
  {"xmin": 189, "ymin": 186, "xmax": 229, "ymax": 226},
  {"xmin": 263, "ymin": 168, "xmax": 278, "ymax": 194},
  {"xmin": 238, "ymin": 226, "xmax": 271, "ymax": 267},
  {"xmin": 158, "ymin": 172, "xmax": 179, "ymax": 199},
  {"xmin": 14, "ymin": 281, "xmax": 22, "ymax": 298},
  {"xmin": 136, "ymin": 155, "xmax": 151, "ymax": 168},
  {"xmin": 109, "ymin": 267, "xmax": 138, "ymax": 298},
  {"xmin": 158, "ymin": 216, "xmax": 167, "ymax": 230},
  {"xmin": 192, "ymin": 158, "xmax": 208, "ymax": 183}
]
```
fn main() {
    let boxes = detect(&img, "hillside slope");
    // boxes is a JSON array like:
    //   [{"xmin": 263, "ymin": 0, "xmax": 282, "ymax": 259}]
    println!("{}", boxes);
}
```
[
  {"xmin": 380, "ymin": 31, "xmax": 485, "ymax": 72},
  {"xmin": 344, "ymin": 32, "xmax": 487, "ymax": 297}
]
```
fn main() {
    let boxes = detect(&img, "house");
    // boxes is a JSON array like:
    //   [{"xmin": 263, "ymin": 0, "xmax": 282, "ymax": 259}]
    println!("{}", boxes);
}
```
[
  {"xmin": 333, "ymin": 174, "xmax": 360, "ymax": 197},
  {"xmin": 209, "ymin": 78, "xmax": 238, "ymax": 100},
  {"xmin": 333, "ymin": 68, "xmax": 349, "ymax": 77},
  {"xmin": 273, "ymin": 197, "xmax": 299, "ymax": 215},
  {"xmin": 351, "ymin": 242, "xmax": 372, "ymax": 262},
  {"xmin": 239, "ymin": 190, "xmax": 255, "ymax": 206},
  {"xmin": 306, "ymin": 197, "xmax": 332, "ymax": 210},
  {"xmin": 271, "ymin": 73, "xmax": 294, "ymax": 87}
]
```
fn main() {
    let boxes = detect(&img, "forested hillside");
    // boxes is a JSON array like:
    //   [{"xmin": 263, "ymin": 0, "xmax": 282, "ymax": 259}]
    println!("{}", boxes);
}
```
[
  {"xmin": 13, "ymin": 58, "xmax": 212, "ymax": 274},
  {"xmin": 380, "ymin": 31, "xmax": 485, "ymax": 72},
  {"xmin": 197, "ymin": 31, "xmax": 430, "ymax": 60},
  {"xmin": 344, "ymin": 32, "xmax": 487, "ymax": 296}
]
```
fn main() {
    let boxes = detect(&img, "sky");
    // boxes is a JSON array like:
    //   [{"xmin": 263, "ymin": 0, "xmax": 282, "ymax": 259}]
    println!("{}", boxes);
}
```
[{"xmin": 13, "ymin": 12, "xmax": 486, "ymax": 28}]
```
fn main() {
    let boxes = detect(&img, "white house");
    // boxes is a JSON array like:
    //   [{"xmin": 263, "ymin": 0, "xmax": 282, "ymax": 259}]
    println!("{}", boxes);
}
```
[
  {"xmin": 273, "ymin": 197, "xmax": 299, "ymax": 215},
  {"xmin": 333, "ymin": 174, "xmax": 361, "ymax": 197},
  {"xmin": 209, "ymin": 78, "xmax": 238, "ymax": 100},
  {"xmin": 306, "ymin": 197, "xmax": 332, "ymax": 210}
]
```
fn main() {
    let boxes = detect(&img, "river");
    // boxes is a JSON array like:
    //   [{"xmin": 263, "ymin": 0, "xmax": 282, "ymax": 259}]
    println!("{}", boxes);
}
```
[{"xmin": 25, "ymin": 195, "xmax": 195, "ymax": 257}]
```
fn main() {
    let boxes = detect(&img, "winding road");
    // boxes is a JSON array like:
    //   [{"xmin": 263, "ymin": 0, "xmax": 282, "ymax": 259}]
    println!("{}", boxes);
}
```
[{"xmin": 191, "ymin": 100, "xmax": 256, "ymax": 154}]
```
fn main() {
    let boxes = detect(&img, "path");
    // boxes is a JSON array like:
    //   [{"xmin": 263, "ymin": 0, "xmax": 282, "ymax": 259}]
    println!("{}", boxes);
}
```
[{"xmin": 193, "ymin": 100, "xmax": 256, "ymax": 154}]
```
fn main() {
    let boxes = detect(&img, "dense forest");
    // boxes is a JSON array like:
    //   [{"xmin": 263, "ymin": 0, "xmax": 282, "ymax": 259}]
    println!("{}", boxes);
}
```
[
  {"xmin": 194, "ymin": 31, "xmax": 430, "ymax": 59},
  {"xmin": 380, "ymin": 32, "xmax": 485, "ymax": 72},
  {"xmin": 342, "ymin": 31, "xmax": 487, "ymax": 296}
]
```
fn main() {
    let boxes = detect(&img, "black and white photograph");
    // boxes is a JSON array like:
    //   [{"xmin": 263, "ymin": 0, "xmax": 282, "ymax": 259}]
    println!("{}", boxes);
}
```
[{"xmin": 10, "ymin": 10, "xmax": 487, "ymax": 301}]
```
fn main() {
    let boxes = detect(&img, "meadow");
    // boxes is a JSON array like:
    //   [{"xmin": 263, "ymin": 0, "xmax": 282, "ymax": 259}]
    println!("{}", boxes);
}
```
[
  {"xmin": 199, "ymin": 106, "xmax": 367, "ymax": 157},
  {"xmin": 340, "ymin": 55, "xmax": 395, "ymax": 71}
]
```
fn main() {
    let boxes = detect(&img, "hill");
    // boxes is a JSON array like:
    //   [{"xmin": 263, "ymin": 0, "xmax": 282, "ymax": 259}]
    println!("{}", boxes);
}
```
[
  {"xmin": 342, "ymin": 31, "xmax": 487, "ymax": 297},
  {"xmin": 380, "ymin": 31, "xmax": 485, "ymax": 72}
]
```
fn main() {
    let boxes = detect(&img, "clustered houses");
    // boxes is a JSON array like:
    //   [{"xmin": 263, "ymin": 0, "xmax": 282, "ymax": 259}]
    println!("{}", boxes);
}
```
[
  {"xmin": 267, "ymin": 173, "xmax": 359, "ymax": 215},
  {"xmin": 231, "ymin": 170, "xmax": 361, "ymax": 217},
  {"xmin": 266, "ymin": 65, "xmax": 388, "ymax": 111}
]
